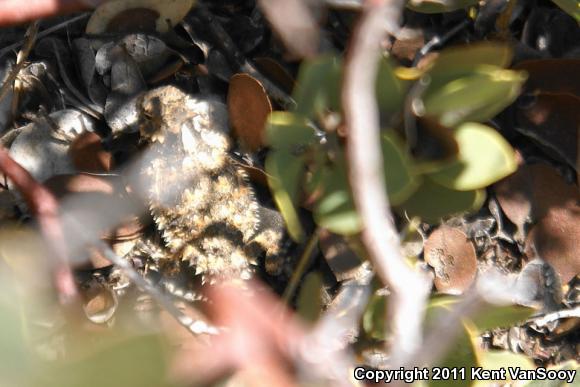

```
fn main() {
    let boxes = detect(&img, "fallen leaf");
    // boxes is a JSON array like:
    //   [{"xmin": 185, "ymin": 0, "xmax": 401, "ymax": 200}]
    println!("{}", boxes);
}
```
[
  {"xmin": 86, "ymin": 0, "xmax": 195, "ymax": 34},
  {"xmin": 228, "ymin": 73, "xmax": 272, "ymax": 151},
  {"xmin": 424, "ymin": 226, "xmax": 477, "ymax": 294}
]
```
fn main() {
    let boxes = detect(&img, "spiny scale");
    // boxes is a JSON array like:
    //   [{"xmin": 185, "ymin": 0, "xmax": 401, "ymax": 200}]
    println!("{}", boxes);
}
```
[{"xmin": 139, "ymin": 86, "xmax": 264, "ymax": 281}]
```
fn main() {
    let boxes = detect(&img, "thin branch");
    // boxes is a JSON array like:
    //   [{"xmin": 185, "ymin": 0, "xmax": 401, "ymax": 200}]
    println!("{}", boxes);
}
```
[
  {"xmin": 342, "ymin": 0, "xmax": 431, "ymax": 367},
  {"xmin": 0, "ymin": 13, "xmax": 91, "ymax": 60},
  {"xmin": 98, "ymin": 242, "xmax": 220, "ymax": 336},
  {"xmin": 0, "ymin": 21, "xmax": 39, "ymax": 104},
  {"xmin": 0, "ymin": 146, "xmax": 78, "ymax": 306}
]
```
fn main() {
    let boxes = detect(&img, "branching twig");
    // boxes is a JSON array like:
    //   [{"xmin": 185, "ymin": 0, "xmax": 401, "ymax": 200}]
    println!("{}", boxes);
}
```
[{"xmin": 342, "ymin": 0, "xmax": 431, "ymax": 367}]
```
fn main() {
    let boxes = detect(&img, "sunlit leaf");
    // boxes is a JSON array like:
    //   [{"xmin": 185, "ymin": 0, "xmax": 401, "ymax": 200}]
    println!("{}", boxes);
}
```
[
  {"xmin": 551, "ymin": 0, "xmax": 580, "ymax": 22},
  {"xmin": 469, "ymin": 304, "xmax": 535, "ymax": 332},
  {"xmin": 86, "ymin": 0, "xmax": 196, "ymax": 34},
  {"xmin": 265, "ymin": 112, "xmax": 317, "ymax": 241},
  {"xmin": 426, "ymin": 297, "xmax": 478, "ymax": 387},
  {"xmin": 297, "ymin": 272, "xmax": 323, "ymax": 323},
  {"xmin": 396, "ymin": 177, "xmax": 485, "ymax": 223},
  {"xmin": 474, "ymin": 350, "xmax": 534, "ymax": 386},
  {"xmin": 427, "ymin": 123, "xmax": 518, "ymax": 190},
  {"xmin": 266, "ymin": 150, "xmax": 306, "ymax": 241},
  {"xmin": 265, "ymin": 111, "xmax": 316, "ymax": 150},
  {"xmin": 427, "ymin": 42, "xmax": 513, "ymax": 84},
  {"xmin": 422, "ymin": 66, "xmax": 526, "ymax": 127},
  {"xmin": 292, "ymin": 55, "xmax": 342, "ymax": 118},
  {"xmin": 406, "ymin": 0, "xmax": 478, "ymax": 13}
]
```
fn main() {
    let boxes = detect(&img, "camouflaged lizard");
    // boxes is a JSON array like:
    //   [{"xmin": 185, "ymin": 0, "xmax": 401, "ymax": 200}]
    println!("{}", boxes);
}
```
[{"xmin": 137, "ymin": 85, "xmax": 286, "ymax": 282}]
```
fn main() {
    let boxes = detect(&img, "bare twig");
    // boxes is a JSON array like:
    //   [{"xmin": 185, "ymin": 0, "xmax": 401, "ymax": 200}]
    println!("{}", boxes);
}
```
[
  {"xmin": 342, "ymin": 0, "xmax": 431, "ymax": 367},
  {"xmin": 531, "ymin": 306, "xmax": 580, "ymax": 327},
  {"xmin": 0, "ymin": 13, "xmax": 91, "ymax": 60},
  {"xmin": 0, "ymin": 146, "xmax": 78, "ymax": 306},
  {"xmin": 0, "ymin": 21, "xmax": 39, "ymax": 104},
  {"xmin": 98, "ymin": 242, "xmax": 220, "ymax": 336},
  {"xmin": 257, "ymin": 0, "xmax": 319, "ymax": 59}
]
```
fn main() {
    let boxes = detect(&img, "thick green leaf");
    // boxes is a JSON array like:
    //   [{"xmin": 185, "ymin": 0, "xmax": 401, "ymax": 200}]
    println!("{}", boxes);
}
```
[
  {"xmin": 381, "ymin": 132, "xmax": 419, "ymax": 205},
  {"xmin": 406, "ymin": 0, "xmax": 478, "ymax": 13},
  {"xmin": 297, "ymin": 272, "xmax": 324, "ymax": 323},
  {"xmin": 362, "ymin": 292, "xmax": 387, "ymax": 341},
  {"xmin": 422, "ymin": 66, "xmax": 526, "ymax": 127},
  {"xmin": 469, "ymin": 304, "xmax": 535, "ymax": 332},
  {"xmin": 314, "ymin": 160, "xmax": 361, "ymax": 235},
  {"xmin": 265, "ymin": 112, "xmax": 317, "ymax": 241},
  {"xmin": 376, "ymin": 56, "xmax": 406, "ymax": 117},
  {"xmin": 426, "ymin": 297, "xmax": 478, "ymax": 387},
  {"xmin": 265, "ymin": 112, "xmax": 316, "ymax": 150},
  {"xmin": 396, "ymin": 177, "xmax": 485, "ymax": 223},
  {"xmin": 48, "ymin": 335, "xmax": 169, "ymax": 387},
  {"xmin": 292, "ymin": 55, "xmax": 342, "ymax": 118},
  {"xmin": 427, "ymin": 42, "xmax": 513, "ymax": 84},
  {"xmin": 551, "ymin": 0, "xmax": 580, "ymax": 22},
  {"xmin": 427, "ymin": 123, "xmax": 518, "ymax": 190},
  {"xmin": 266, "ymin": 150, "xmax": 305, "ymax": 241}
]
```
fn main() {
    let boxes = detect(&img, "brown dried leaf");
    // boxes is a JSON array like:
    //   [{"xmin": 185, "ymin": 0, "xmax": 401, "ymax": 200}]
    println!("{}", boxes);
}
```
[
  {"xmin": 228, "ymin": 73, "xmax": 272, "ymax": 152},
  {"xmin": 69, "ymin": 132, "xmax": 113, "ymax": 173},
  {"xmin": 494, "ymin": 164, "xmax": 579, "ymax": 236},
  {"xmin": 86, "ymin": 0, "xmax": 195, "ymax": 34},
  {"xmin": 525, "ymin": 206, "xmax": 580, "ymax": 284},
  {"xmin": 424, "ymin": 225, "xmax": 477, "ymax": 294}
]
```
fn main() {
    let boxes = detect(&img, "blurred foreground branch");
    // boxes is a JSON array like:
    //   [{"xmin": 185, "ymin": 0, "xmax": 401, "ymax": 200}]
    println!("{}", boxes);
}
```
[
  {"xmin": 0, "ymin": 146, "xmax": 78, "ymax": 306},
  {"xmin": 342, "ymin": 0, "xmax": 431, "ymax": 366}
]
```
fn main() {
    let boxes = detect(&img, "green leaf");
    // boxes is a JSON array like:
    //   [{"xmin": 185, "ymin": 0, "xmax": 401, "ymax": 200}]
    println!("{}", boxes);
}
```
[
  {"xmin": 265, "ymin": 111, "xmax": 316, "ymax": 150},
  {"xmin": 422, "ymin": 66, "xmax": 526, "ymax": 127},
  {"xmin": 396, "ymin": 177, "xmax": 485, "ymax": 223},
  {"xmin": 313, "ymin": 160, "xmax": 361, "ymax": 235},
  {"xmin": 426, "ymin": 297, "xmax": 478, "ymax": 387},
  {"xmin": 292, "ymin": 55, "xmax": 342, "ymax": 118},
  {"xmin": 469, "ymin": 304, "xmax": 535, "ymax": 332},
  {"xmin": 265, "ymin": 112, "xmax": 317, "ymax": 241},
  {"xmin": 381, "ymin": 132, "xmax": 419, "ymax": 205},
  {"xmin": 297, "ymin": 272, "xmax": 324, "ymax": 323},
  {"xmin": 427, "ymin": 123, "xmax": 518, "ymax": 190},
  {"xmin": 406, "ymin": 0, "xmax": 478, "ymax": 13},
  {"xmin": 376, "ymin": 56, "xmax": 406, "ymax": 117},
  {"xmin": 475, "ymin": 350, "xmax": 534, "ymax": 386},
  {"xmin": 551, "ymin": 0, "xmax": 580, "ymax": 22},
  {"xmin": 49, "ymin": 335, "xmax": 169, "ymax": 387},
  {"xmin": 362, "ymin": 292, "xmax": 388, "ymax": 341},
  {"xmin": 266, "ymin": 150, "xmax": 306, "ymax": 241},
  {"xmin": 427, "ymin": 42, "xmax": 513, "ymax": 84}
]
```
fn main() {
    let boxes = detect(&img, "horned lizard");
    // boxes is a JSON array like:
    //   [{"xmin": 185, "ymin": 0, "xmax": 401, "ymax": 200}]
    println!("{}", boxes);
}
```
[{"xmin": 137, "ymin": 85, "xmax": 286, "ymax": 282}]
